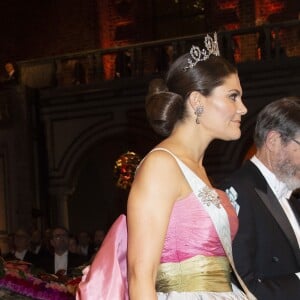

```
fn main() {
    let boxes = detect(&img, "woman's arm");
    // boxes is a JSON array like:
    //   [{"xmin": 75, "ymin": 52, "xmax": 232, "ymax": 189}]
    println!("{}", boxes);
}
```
[{"xmin": 127, "ymin": 151, "xmax": 183, "ymax": 300}]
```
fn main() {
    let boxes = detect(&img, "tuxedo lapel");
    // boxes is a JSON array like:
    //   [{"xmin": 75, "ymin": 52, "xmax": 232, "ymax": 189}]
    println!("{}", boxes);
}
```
[
  {"xmin": 289, "ymin": 195, "xmax": 300, "ymax": 224},
  {"xmin": 255, "ymin": 186, "xmax": 300, "ymax": 265}
]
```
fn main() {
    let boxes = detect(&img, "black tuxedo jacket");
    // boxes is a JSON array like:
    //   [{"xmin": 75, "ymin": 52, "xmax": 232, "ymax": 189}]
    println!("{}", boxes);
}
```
[
  {"xmin": 219, "ymin": 160, "xmax": 300, "ymax": 300},
  {"xmin": 37, "ymin": 251, "xmax": 85, "ymax": 275},
  {"xmin": 81, "ymin": 244, "xmax": 95, "ymax": 262},
  {"xmin": 4, "ymin": 250, "xmax": 38, "ymax": 265}
]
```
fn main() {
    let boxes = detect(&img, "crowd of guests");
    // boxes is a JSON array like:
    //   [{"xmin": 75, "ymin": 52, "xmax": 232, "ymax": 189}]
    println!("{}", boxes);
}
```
[{"xmin": 1, "ymin": 226, "xmax": 106, "ymax": 276}]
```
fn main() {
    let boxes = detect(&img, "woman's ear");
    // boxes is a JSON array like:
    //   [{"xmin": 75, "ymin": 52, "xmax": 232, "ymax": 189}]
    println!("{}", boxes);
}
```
[{"xmin": 188, "ymin": 91, "xmax": 203, "ymax": 109}]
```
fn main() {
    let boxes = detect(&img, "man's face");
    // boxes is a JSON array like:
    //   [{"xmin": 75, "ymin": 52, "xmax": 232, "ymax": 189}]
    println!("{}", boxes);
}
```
[
  {"xmin": 94, "ymin": 230, "xmax": 105, "ymax": 247},
  {"xmin": 14, "ymin": 229, "xmax": 30, "ymax": 251},
  {"xmin": 51, "ymin": 228, "xmax": 69, "ymax": 254},
  {"xmin": 31, "ymin": 230, "xmax": 41, "ymax": 246},
  {"xmin": 5, "ymin": 63, "xmax": 14, "ymax": 73},
  {"xmin": 78, "ymin": 232, "xmax": 90, "ymax": 246},
  {"xmin": 273, "ymin": 135, "xmax": 300, "ymax": 190}
]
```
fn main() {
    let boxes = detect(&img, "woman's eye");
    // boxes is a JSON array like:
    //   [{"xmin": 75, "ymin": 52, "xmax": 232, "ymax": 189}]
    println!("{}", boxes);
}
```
[{"xmin": 229, "ymin": 93, "xmax": 238, "ymax": 101}]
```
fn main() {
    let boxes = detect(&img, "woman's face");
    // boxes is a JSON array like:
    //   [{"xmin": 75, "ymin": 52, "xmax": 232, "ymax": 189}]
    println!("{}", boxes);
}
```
[{"xmin": 200, "ymin": 73, "xmax": 246, "ymax": 141}]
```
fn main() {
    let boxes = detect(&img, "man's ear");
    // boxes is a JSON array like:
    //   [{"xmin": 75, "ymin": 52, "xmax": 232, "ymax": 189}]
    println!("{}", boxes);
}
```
[{"xmin": 265, "ymin": 131, "xmax": 282, "ymax": 151}]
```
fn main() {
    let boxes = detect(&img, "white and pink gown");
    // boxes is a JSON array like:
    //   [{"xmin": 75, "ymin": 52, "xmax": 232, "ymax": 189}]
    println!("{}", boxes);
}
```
[
  {"xmin": 76, "ymin": 149, "xmax": 250, "ymax": 300},
  {"xmin": 155, "ymin": 149, "xmax": 248, "ymax": 299},
  {"xmin": 156, "ymin": 190, "xmax": 246, "ymax": 299}
]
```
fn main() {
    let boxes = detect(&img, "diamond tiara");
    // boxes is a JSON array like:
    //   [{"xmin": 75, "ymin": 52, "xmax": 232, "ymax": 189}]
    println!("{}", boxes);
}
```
[{"xmin": 184, "ymin": 32, "xmax": 220, "ymax": 71}]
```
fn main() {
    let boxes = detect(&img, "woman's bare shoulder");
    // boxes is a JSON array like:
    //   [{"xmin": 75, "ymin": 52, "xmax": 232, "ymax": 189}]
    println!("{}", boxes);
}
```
[{"xmin": 138, "ymin": 147, "xmax": 179, "ymax": 172}]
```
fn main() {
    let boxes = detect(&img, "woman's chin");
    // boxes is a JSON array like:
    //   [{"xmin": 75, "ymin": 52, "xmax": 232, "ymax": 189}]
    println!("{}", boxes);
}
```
[{"xmin": 225, "ymin": 131, "xmax": 241, "ymax": 141}]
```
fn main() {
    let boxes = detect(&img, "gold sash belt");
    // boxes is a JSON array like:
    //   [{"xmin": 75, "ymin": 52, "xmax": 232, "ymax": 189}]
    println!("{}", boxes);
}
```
[{"xmin": 156, "ymin": 255, "xmax": 232, "ymax": 293}]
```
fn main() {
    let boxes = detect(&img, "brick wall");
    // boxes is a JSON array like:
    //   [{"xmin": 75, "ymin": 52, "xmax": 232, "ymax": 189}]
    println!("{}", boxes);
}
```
[
  {"xmin": 0, "ymin": 0, "xmax": 298, "ymax": 76},
  {"xmin": 0, "ymin": 0, "xmax": 99, "ymax": 68}
]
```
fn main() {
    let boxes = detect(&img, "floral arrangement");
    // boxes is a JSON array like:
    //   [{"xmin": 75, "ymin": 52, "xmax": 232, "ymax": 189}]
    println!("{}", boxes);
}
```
[
  {"xmin": 114, "ymin": 151, "xmax": 141, "ymax": 190},
  {"xmin": 0, "ymin": 257, "xmax": 83, "ymax": 300}
]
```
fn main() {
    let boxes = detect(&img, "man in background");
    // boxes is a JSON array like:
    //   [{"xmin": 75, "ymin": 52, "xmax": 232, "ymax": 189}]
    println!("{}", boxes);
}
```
[
  {"xmin": 220, "ymin": 96, "xmax": 300, "ymax": 299},
  {"xmin": 93, "ymin": 228, "xmax": 106, "ymax": 253},
  {"xmin": 4, "ymin": 228, "xmax": 37, "ymax": 264},
  {"xmin": 4, "ymin": 62, "xmax": 19, "ymax": 84},
  {"xmin": 77, "ymin": 231, "xmax": 94, "ymax": 261},
  {"xmin": 37, "ymin": 226, "xmax": 85, "ymax": 275}
]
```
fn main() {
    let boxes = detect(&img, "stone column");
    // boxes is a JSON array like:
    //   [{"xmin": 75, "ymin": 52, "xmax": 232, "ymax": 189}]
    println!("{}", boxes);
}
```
[
  {"xmin": 50, "ymin": 187, "xmax": 75, "ymax": 229},
  {"xmin": 57, "ymin": 193, "xmax": 70, "ymax": 229}
]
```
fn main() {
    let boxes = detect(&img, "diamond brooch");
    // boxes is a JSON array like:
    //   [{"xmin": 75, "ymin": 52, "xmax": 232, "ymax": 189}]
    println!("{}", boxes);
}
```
[{"xmin": 198, "ymin": 186, "xmax": 221, "ymax": 208}]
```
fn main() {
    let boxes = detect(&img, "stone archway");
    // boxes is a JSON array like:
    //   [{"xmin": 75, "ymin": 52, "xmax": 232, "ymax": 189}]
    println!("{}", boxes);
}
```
[{"xmin": 67, "ymin": 129, "xmax": 157, "ymax": 234}]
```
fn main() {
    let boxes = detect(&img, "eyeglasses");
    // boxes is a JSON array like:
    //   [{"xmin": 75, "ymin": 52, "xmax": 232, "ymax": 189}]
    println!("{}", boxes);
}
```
[{"xmin": 291, "ymin": 138, "xmax": 300, "ymax": 146}]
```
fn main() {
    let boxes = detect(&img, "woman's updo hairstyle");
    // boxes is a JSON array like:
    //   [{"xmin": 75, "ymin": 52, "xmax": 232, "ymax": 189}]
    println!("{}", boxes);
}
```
[
  {"xmin": 146, "ymin": 51, "xmax": 237, "ymax": 137},
  {"xmin": 145, "ymin": 78, "xmax": 184, "ymax": 137}
]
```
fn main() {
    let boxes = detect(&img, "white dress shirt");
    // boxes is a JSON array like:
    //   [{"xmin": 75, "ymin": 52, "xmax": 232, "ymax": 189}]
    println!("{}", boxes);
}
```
[
  {"xmin": 54, "ymin": 251, "xmax": 68, "ymax": 274},
  {"xmin": 33, "ymin": 244, "xmax": 41, "ymax": 254},
  {"xmin": 15, "ymin": 249, "xmax": 27, "ymax": 260},
  {"xmin": 80, "ymin": 245, "xmax": 88, "ymax": 256}
]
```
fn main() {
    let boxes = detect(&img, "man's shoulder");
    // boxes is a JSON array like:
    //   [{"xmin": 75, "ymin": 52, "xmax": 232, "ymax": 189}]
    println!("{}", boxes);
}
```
[
  {"xmin": 3, "ymin": 252, "xmax": 15, "ymax": 260},
  {"xmin": 68, "ymin": 251, "xmax": 85, "ymax": 262},
  {"xmin": 219, "ymin": 161, "xmax": 257, "ymax": 186},
  {"xmin": 67, "ymin": 252, "xmax": 86, "ymax": 269},
  {"xmin": 217, "ymin": 160, "xmax": 269, "ymax": 201},
  {"xmin": 232, "ymin": 160, "xmax": 257, "ymax": 176},
  {"xmin": 68, "ymin": 252, "xmax": 78, "ymax": 258},
  {"xmin": 24, "ymin": 250, "xmax": 38, "ymax": 260}
]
